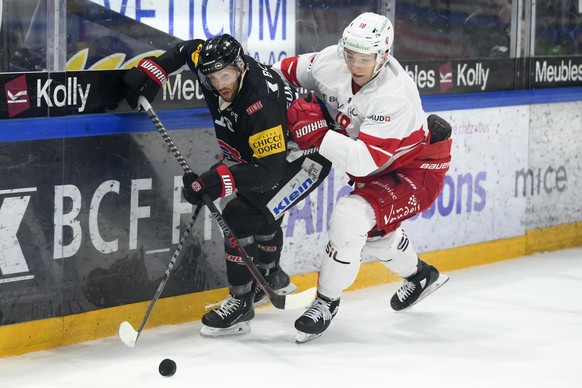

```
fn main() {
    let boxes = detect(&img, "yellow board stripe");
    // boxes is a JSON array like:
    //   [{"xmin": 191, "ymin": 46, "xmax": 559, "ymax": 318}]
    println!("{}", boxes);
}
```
[{"xmin": 1, "ymin": 221, "xmax": 581, "ymax": 358}]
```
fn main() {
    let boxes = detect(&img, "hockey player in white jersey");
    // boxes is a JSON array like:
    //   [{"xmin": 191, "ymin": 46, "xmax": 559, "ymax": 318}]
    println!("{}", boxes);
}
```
[{"xmin": 273, "ymin": 12, "xmax": 453, "ymax": 343}]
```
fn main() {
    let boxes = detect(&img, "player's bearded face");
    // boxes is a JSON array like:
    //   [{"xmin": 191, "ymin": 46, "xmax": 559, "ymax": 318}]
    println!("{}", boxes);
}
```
[
  {"xmin": 343, "ymin": 50, "xmax": 376, "ymax": 86},
  {"xmin": 207, "ymin": 67, "xmax": 240, "ymax": 102}
]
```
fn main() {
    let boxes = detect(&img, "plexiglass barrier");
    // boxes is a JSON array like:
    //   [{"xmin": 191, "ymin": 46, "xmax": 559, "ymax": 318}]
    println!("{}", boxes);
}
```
[{"xmin": 1, "ymin": 0, "xmax": 581, "ymax": 74}]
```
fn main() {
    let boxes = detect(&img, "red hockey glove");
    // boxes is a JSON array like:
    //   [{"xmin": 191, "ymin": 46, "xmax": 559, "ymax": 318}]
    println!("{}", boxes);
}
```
[
  {"xmin": 182, "ymin": 164, "xmax": 235, "ymax": 206},
  {"xmin": 287, "ymin": 97, "xmax": 329, "ymax": 150}
]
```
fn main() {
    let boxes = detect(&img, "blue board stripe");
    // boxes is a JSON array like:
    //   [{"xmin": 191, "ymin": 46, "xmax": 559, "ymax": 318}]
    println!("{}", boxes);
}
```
[
  {"xmin": 422, "ymin": 87, "xmax": 582, "ymax": 111},
  {"xmin": 1, "ymin": 87, "xmax": 581, "ymax": 143}
]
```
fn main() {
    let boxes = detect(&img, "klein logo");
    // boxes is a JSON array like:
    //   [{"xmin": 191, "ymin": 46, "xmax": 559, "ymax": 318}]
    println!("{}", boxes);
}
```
[
  {"xmin": 4, "ymin": 75, "xmax": 30, "ymax": 117},
  {"xmin": 439, "ymin": 62, "xmax": 454, "ymax": 93}
]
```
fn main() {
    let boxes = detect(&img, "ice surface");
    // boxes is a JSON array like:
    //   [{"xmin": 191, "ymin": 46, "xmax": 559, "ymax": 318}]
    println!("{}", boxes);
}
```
[{"xmin": 1, "ymin": 248, "xmax": 581, "ymax": 388}]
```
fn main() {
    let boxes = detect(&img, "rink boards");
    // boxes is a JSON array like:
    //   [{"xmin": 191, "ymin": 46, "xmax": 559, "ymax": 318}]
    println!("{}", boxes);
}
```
[{"xmin": 1, "ymin": 84, "xmax": 582, "ymax": 357}]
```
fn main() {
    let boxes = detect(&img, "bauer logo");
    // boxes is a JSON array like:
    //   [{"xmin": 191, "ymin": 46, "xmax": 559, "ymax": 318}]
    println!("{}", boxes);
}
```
[{"xmin": 4, "ymin": 75, "xmax": 30, "ymax": 117}]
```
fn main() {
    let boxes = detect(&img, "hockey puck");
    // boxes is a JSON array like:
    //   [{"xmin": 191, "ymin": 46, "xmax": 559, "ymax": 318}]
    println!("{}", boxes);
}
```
[{"xmin": 159, "ymin": 358, "xmax": 177, "ymax": 377}]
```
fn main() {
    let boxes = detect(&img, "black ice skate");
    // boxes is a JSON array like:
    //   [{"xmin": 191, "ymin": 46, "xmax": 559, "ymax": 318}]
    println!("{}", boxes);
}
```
[
  {"xmin": 200, "ymin": 291, "xmax": 255, "ymax": 338},
  {"xmin": 254, "ymin": 263, "xmax": 297, "ymax": 306},
  {"xmin": 390, "ymin": 260, "xmax": 449, "ymax": 311},
  {"xmin": 295, "ymin": 294, "xmax": 340, "ymax": 344}
]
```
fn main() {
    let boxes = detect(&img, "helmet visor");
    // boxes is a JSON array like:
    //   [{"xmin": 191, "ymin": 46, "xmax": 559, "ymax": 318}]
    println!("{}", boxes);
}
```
[
  {"xmin": 200, "ymin": 66, "xmax": 240, "ymax": 90},
  {"xmin": 343, "ymin": 49, "xmax": 377, "ymax": 67}
]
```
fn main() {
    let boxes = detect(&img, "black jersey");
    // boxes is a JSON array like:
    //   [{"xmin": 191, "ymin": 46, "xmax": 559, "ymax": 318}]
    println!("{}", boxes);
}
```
[
  {"xmin": 161, "ymin": 43, "xmax": 331, "ymax": 222},
  {"xmin": 196, "ymin": 55, "xmax": 331, "ymax": 221},
  {"xmin": 199, "ymin": 55, "xmax": 296, "ymax": 194}
]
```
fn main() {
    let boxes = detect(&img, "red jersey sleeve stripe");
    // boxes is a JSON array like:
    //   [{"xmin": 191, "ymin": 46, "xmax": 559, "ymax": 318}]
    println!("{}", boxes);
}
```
[
  {"xmin": 358, "ymin": 127, "xmax": 426, "ymax": 167},
  {"xmin": 279, "ymin": 56, "xmax": 301, "ymax": 87}
]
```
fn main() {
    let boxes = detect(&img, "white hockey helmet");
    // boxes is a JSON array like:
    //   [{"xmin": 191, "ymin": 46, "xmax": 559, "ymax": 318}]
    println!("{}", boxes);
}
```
[{"xmin": 338, "ymin": 12, "xmax": 394, "ymax": 73}]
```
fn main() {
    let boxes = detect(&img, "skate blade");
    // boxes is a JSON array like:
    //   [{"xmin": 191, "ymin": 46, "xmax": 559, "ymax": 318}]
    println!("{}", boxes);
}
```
[
  {"xmin": 407, "ymin": 274, "xmax": 450, "ymax": 310},
  {"xmin": 295, "ymin": 331, "xmax": 322, "ymax": 344},
  {"xmin": 254, "ymin": 283, "xmax": 298, "ymax": 307},
  {"xmin": 200, "ymin": 321, "xmax": 251, "ymax": 338}
]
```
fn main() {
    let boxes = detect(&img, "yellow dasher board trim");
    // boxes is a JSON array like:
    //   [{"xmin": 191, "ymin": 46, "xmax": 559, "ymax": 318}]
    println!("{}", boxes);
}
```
[{"xmin": 1, "ymin": 221, "xmax": 580, "ymax": 358}]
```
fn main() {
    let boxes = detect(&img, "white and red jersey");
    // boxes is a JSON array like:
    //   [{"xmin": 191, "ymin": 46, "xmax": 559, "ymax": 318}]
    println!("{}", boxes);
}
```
[{"xmin": 273, "ymin": 45, "xmax": 429, "ymax": 182}]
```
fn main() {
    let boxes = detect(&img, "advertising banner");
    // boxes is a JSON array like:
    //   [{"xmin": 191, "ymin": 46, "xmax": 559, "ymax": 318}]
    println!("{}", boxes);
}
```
[
  {"xmin": 2, "ymin": 98, "xmax": 582, "ymax": 325},
  {"xmin": 400, "ymin": 58, "xmax": 517, "ymax": 95},
  {"xmin": 530, "ymin": 57, "xmax": 582, "ymax": 88},
  {"xmin": 0, "ymin": 70, "xmax": 207, "ymax": 120},
  {"xmin": 402, "ymin": 106, "xmax": 530, "ymax": 253},
  {"xmin": 0, "ymin": 129, "xmax": 228, "ymax": 325},
  {"xmin": 89, "ymin": 0, "xmax": 296, "ymax": 65},
  {"xmin": 281, "ymin": 106, "xmax": 531, "ymax": 274},
  {"xmin": 526, "ymin": 102, "xmax": 582, "ymax": 228}
]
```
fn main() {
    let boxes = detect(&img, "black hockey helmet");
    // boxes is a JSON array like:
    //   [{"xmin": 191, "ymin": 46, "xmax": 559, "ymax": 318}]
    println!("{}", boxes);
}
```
[{"xmin": 198, "ymin": 34, "xmax": 244, "ymax": 76}]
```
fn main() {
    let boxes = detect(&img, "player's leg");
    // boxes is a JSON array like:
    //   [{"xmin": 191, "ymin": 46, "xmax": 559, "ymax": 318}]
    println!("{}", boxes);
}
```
[
  {"xmin": 200, "ymin": 197, "xmax": 265, "ymax": 337},
  {"xmin": 363, "ymin": 227, "xmax": 448, "ymax": 311},
  {"xmin": 295, "ymin": 194, "xmax": 375, "ymax": 343},
  {"xmin": 358, "ymin": 171, "xmax": 449, "ymax": 311},
  {"xmin": 253, "ymin": 221, "xmax": 297, "ymax": 306}
]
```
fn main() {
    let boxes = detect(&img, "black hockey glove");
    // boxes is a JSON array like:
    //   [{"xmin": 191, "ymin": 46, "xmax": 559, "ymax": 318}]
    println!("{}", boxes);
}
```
[
  {"xmin": 427, "ymin": 114, "xmax": 452, "ymax": 143},
  {"xmin": 182, "ymin": 164, "xmax": 236, "ymax": 206},
  {"xmin": 123, "ymin": 42, "xmax": 190, "ymax": 110},
  {"xmin": 123, "ymin": 56, "xmax": 168, "ymax": 110},
  {"xmin": 179, "ymin": 39, "xmax": 206, "ymax": 72}
]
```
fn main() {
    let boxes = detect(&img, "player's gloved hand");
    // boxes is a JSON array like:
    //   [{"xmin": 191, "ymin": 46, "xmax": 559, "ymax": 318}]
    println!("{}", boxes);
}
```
[
  {"xmin": 181, "ymin": 164, "xmax": 236, "ymax": 206},
  {"xmin": 180, "ymin": 39, "xmax": 206, "ymax": 72},
  {"xmin": 287, "ymin": 95, "xmax": 329, "ymax": 150},
  {"xmin": 122, "ymin": 56, "xmax": 168, "ymax": 110},
  {"xmin": 305, "ymin": 92, "xmax": 347, "ymax": 136}
]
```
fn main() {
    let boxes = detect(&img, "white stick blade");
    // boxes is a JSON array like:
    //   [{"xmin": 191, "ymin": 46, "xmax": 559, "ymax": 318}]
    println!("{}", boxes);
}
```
[
  {"xmin": 284, "ymin": 287, "xmax": 317, "ymax": 310},
  {"xmin": 117, "ymin": 321, "xmax": 138, "ymax": 347}
]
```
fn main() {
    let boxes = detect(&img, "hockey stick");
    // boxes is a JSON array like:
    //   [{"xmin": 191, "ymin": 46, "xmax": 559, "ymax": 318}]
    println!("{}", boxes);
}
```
[
  {"xmin": 138, "ymin": 96, "xmax": 316, "ymax": 310},
  {"xmin": 118, "ymin": 205, "xmax": 203, "ymax": 347}
]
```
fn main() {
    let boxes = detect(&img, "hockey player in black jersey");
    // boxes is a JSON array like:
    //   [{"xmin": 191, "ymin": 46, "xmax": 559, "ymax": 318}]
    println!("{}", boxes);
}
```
[{"xmin": 122, "ymin": 34, "xmax": 331, "ymax": 337}]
